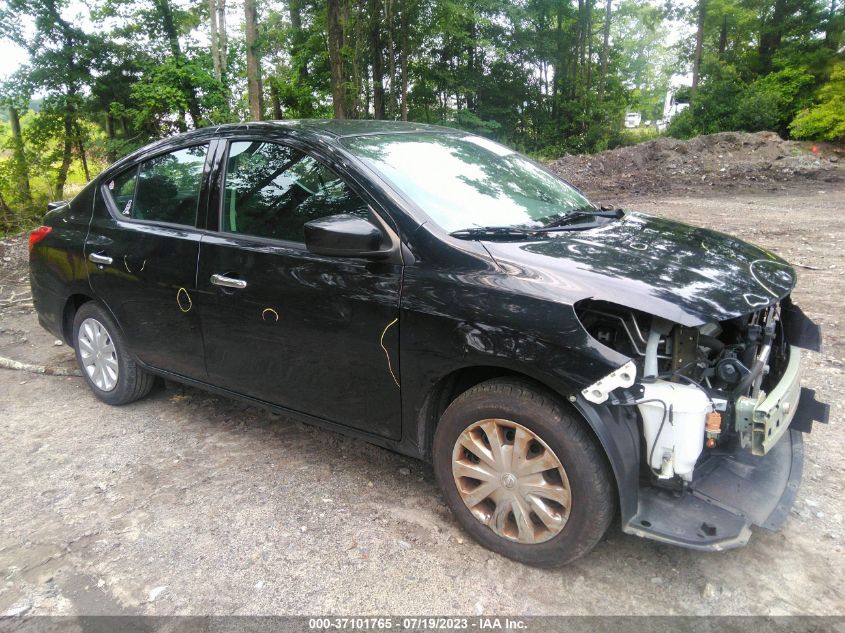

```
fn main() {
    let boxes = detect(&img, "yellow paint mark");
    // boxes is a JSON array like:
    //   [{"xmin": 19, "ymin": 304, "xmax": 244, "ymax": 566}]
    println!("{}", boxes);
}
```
[
  {"xmin": 262, "ymin": 307, "xmax": 279, "ymax": 322},
  {"xmin": 176, "ymin": 287, "xmax": 193, "ymax": 313},
  {"xmin": 380, "ymin": 317, "xmax": 400, "ymax": 388},
  {"xmin": 124, "ymin": 256, "xmax": 146, "ymax": 274}
]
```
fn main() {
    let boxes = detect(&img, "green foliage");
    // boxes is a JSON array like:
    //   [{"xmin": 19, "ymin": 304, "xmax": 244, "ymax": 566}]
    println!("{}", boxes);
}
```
[
  {"xmin": 669, "ymin": 0, "xmax": 840, "ymax": 138},
  {"xmin": 0, "ymin": 0, "xmax": 842, "ymax": 234},
  {"xmin": 790, "ymin": 62, "xmax": 845, "ymax": 141},
  {"xmin": 668, "ymin": 62, "xmax": 818, "ymax": 139}
]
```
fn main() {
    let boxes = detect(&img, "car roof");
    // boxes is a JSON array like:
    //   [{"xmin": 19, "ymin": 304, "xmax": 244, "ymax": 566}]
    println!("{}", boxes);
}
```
[
  {"xmin": 186, "ymin": 119, "xmax": 459, "ymax": 142},
  {"xmin": 107, "ymin": 119, "xmax": 462, "ymax": 177},
  {"xmin": 268, "ymin": 119, "xmax": 458, "ymax": 138}
]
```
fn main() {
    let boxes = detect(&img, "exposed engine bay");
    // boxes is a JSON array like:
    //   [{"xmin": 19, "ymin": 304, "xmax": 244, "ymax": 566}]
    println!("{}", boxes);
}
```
[{"xmin": 575, "ymin": 298, "xmax": 795, "ymax": 484}]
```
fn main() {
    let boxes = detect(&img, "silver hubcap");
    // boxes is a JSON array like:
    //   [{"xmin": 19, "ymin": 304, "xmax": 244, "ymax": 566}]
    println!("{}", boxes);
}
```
[
  {"xmin": 78, "ymin": 317, "xmax": 119, "ymax": 392},
  {"xmin": 452, "ymin": 419, "xmax": 572, "ymax": 544}
]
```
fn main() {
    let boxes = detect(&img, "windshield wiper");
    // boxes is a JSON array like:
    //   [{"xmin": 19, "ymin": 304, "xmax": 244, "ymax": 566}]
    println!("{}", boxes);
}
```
[
  {"xmin": 450, "ymin": 208, "xmax": 624, "ymax": 240},
  {"xmin": 449, "ymin": 226, "xmax": 538, "ymax": 239},
  {"xmin": 539, "ymin": 208, "xmax": 623, "ymax": 230}
]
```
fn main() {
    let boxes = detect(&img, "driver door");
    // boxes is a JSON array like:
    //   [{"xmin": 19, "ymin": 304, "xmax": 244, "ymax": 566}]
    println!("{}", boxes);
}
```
[{"xmin": 196, "ymin": 139, "xmax": 403, "ymax": 440}]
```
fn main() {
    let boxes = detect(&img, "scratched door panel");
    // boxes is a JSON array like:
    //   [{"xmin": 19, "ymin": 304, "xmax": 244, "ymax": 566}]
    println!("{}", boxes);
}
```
[
  {"xmin": 84, "ymin": 143, "xmax": 213, "ymax": 380},
  {"xmin": 196, "ymin": 233, "xmax": 403, "ymax": 439}
]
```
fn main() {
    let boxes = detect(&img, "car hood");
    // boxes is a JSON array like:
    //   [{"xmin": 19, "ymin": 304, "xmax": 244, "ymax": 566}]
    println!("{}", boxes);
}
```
[{"xmin": 481, "ymin": 211, "xmax": 796, "ymax": 326}]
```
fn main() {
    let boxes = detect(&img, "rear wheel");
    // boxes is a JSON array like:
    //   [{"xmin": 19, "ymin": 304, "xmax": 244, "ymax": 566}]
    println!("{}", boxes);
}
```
[
  {"xmin": 433, "ymin": 378, "xmax": 614, "ymax": 567},
  {"xmin": 72, "ymin": 302, "xmax": 154, "ymax": 405}
]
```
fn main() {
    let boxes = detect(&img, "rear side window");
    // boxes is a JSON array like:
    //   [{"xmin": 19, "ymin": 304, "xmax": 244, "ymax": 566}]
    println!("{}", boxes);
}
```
[
  {"xmin": 105, "ymin": 144, "xmax": 209, "ymax": 226},
  {"xmin": 108, "ymin": 167, "xmax": 139, "ymax": 217},
  {"xmin": 222, "ymin": 141, "xmax": 369, "ymax": 243}
]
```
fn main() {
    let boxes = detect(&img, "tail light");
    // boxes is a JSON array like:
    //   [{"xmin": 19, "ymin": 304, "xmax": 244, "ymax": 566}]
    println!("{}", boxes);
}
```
[{"xmin": 29, "ymin": 226, "xmax": 52, "ymax": 253}]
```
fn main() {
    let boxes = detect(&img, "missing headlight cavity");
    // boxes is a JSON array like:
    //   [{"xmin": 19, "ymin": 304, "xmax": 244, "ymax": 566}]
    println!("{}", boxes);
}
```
[
  {"xmin": 574, "ymin": 298, "xmax": 788, "ymax": 396},
  {"xmin": 576, "ymin": 298, "xmax": 798, "ymax": 476}
]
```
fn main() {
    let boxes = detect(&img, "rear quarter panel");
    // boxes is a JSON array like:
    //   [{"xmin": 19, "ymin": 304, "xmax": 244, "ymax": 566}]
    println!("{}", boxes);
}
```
[{"xmin": 29, "ymin": 181, "xmax": 97, "ymax": 342}]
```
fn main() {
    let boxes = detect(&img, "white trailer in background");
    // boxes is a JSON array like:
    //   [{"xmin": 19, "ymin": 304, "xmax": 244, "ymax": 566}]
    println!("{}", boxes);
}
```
[
  {"xmin": 624, "ymin": 112, "xmax": 642, "ymax": 128},
  {"xmin": 658, "ymin": 89, "xmax": 690, "ymax": 130}
]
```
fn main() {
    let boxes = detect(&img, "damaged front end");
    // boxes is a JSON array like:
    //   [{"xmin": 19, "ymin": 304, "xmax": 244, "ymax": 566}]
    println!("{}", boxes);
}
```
[{"xmin": 576, "ymin": 296, "xmax": 830, "ymax": 550}]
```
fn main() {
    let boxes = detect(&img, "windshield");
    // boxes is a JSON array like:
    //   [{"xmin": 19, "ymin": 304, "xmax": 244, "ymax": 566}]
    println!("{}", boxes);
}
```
[{"xmin": 341, "ymin": 132, "xmax": 593, "ymax": 233}]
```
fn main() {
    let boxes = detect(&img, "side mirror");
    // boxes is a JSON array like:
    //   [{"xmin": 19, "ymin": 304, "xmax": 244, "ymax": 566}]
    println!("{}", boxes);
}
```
[{"xmin": 304, "ymin": 214, "xmax": 386, "ymax": 258}]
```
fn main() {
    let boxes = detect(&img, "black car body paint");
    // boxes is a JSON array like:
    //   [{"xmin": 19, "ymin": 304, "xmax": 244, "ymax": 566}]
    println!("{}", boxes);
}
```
[{"xmin": 28, "ymin": 120, "xmax": 827, "ymax": 553}]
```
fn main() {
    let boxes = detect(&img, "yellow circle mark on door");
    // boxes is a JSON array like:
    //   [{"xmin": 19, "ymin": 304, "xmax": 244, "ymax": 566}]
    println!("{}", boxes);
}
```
[
  {"xmin": 176, "ymin": 287, "xmax": 193, "ymax": 313},
  {"xmin": 262, "ymin": 308, "xmax": 279, "ymax": 323}
]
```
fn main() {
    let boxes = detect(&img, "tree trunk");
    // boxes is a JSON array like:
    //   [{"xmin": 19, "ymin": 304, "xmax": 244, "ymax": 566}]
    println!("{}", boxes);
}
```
[
  {"xmin": 599, "ymin": 0, "xmax": 611, "ymax": 97},
  {"xmin": 368, "ymin": 0, "xmax": 386, "ymax": 119},
  {"xmin": 155, "ymin": 0, "xmax": 203, "ymax": 126},
  {"xmin": 104, "ymin": 113, "xmax": 118, "ymax": 163},
  {"xmin": 577, "ymin": 0, "xmax": 585, "ymax": 90},
  {"xmin": 586, "ymin": 0, "xmax": 593, "ymax": 91},
  {"xmin": 552, "ymin": 9, "xmax": 562, "ymax": 122},
  {"xmin": 386, "ymin": 0, "xmax": 396, "ymax": 118},
  {"xmin": 218, "ymin": 0, "xmax": 228, "ymax": 77},
  {"xmin": 0, "ymin": 190, "xmax": 11, "ymax": 227},
  {"xmin": 718, "ymin": 14, "xmax": 728, "ymax": 57},
  {"xmin": 209, "ymin": 0, "xmax": 221, "ymax": 81},
  {"xmin": 824, "ymin": 0, "xmax": 841, "ymax": 49},
  {"xmin": 399, "ymin": 0, "xmax": 409, "ymax": 121},
  {"xmin": 270, "ymin": 81, "xmax": 283, "ymax": 119},
  {"xmin": 691, "ymin": 0, "xmax": 707, "ymax": 95},
  {"xmin": 244, "ymin": 0, "xmax": 264, "ymax": 120},
  {"xmin": 73, "ymin": 122, "xmax": 91, "ymax": 182},
  {"xmin": 55, "ymin": 113, "xmax": 73, "ymax": 201},
  {"xmin": 209, "ymin": 0, "xmax": 228, "ymax": 83},
  {"xmin": 8, "ymin": 107, "xmax": 31, "ymax": 203},
  {"xmin": 327, "ymin": 0, "xmax": 347, "ymax": 119},
  {"xmin": 758, "ymin": 0, "xmax": 786, "ymax": 73},
  {"xmin": 74, "ymin": 123, "xmax": 90, "ymax": 182},
  {"xmin": 290, "ymin": 0, "xmax": 308, "ymax": 80}
]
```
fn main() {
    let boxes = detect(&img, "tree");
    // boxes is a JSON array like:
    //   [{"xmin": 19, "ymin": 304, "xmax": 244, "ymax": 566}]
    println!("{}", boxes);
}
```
[
  {"xmin": 692, "ymin": 0, "xmax": 707, "ymax": 94},
  {"xmin": 0, "ymin": 77, "xmax": 32, "ymax": 204},
  {"xmin": 327, "ymin": 0, "xmax": 347, "ymax": 119},
  {"xmin": 245, "ymin": 0, "xmax": 264, "ymax": 120},
  {"xmin": 790, "ymin": 62, "xmax": 845, "ymax": 140},
  {"xmin": 399, "ymin": 0, "xmax": 409, "ymax": 120},
  {"xmin": 0, "ymin": 0, "xmax": 94, "ymax": 199},
  {"xmin": 600, "ymin": 0, "xmax": 613, "ymax": 96},
  {"xmin": 369, "ymin": 0, "xmax": 386, "ymax": 118},
  {"xmin": 209, "ymin": 0, "xmax": 228, "ymax": 82}
]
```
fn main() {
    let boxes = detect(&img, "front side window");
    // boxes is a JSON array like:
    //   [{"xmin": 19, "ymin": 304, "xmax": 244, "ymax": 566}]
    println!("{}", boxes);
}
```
[
  {"xmin": 118, "ymin": 144, "xmax": 208, "ymax": 225},
  {"xmin": 222, "ymin": 141, "xmax": 369, "ymax": 243},
  {"xmin": 341, "ymin": 133, "xmax": 593, "ymax": 233}
]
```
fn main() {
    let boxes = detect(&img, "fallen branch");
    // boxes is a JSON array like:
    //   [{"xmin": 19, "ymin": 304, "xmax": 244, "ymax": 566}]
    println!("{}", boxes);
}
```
[
  {"xmin": 0, "ymin": 296, "xmax": 32, "ymax": 306},
  {"xmin": 0, "ymin": 355, "xmax": 82, "ymax": 377}
]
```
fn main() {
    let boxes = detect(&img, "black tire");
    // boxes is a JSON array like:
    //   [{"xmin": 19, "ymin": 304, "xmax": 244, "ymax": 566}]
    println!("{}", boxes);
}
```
[
  {"xmin": 432, "ymin": 378, "xmax": 615, "ymax": 567},
  {"xmin": 72, "ymin": 301, "xmax": 155, "ymax": 406}
]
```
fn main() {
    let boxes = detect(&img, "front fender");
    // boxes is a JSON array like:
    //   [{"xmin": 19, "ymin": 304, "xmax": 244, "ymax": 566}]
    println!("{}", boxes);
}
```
[{"xmin": 570, "ymin": 395, "xmax": 641, "ymax": 523}]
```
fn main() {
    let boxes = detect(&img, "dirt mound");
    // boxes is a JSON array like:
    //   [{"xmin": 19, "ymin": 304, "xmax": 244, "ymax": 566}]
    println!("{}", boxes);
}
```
[{"xmin": 548, "ymin": 131, "xmax": 844, "ymax": 197}]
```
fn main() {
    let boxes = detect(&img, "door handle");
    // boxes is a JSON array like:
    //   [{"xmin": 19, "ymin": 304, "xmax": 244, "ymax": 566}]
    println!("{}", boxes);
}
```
[
  {"xmin": 210, "ymin": 273, "xmax": 247, "ymax": 290},
  {"xmin": 88, "ymin": 252, "xmax": 113, "ymax": 266}
]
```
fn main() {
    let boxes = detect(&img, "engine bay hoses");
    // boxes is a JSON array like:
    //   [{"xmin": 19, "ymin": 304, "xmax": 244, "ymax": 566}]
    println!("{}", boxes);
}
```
[{"xmin": 643, "ymin": 318, "xmax": 674, "ymax": 381}]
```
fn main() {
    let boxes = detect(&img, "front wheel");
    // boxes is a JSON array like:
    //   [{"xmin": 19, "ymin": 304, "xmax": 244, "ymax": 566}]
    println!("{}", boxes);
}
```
[
  {"xmin": 432, "ymin": 378, "xmax": 615, "ymax": 567},
  {"xmin": 72, "ymin": 302, "xmax": 155, "ymax": 406}
]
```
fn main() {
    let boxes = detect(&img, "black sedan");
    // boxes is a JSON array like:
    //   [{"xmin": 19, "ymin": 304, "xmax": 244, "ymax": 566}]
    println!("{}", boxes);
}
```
[{"xmin": 28, "ymin": 120, "xmax": 828, "ymax": 566}]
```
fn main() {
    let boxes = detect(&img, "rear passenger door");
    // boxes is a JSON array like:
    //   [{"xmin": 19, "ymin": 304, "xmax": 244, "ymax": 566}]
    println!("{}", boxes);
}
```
[{"xmin": 85, "ymin": 143, "xmax": 214, "ymax": 380}]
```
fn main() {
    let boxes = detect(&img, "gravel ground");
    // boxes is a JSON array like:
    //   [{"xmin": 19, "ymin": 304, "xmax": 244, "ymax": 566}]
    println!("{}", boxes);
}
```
[{"xmin": 0, "ymin": 179, "xmax": 843, "ymax": 616}]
